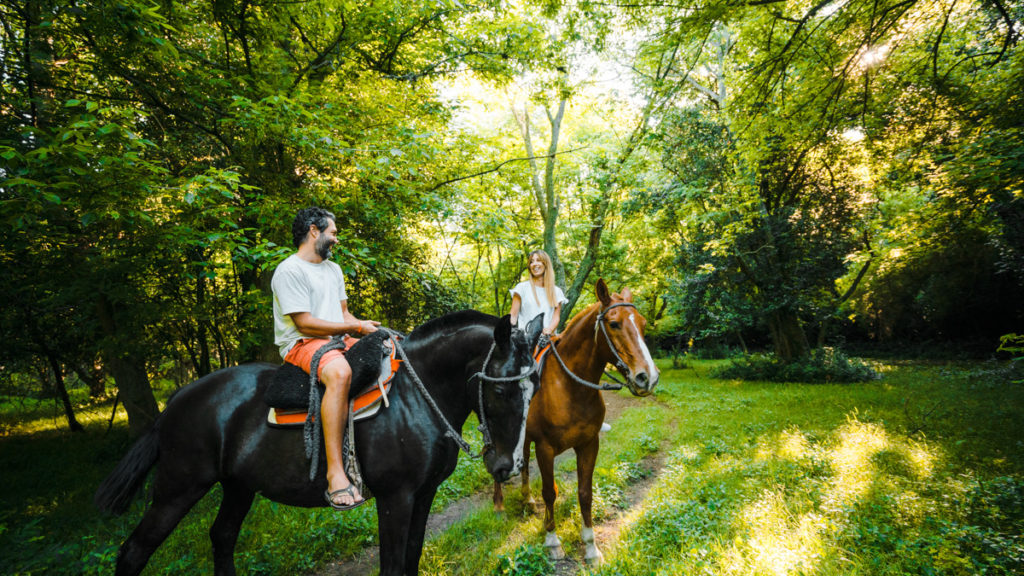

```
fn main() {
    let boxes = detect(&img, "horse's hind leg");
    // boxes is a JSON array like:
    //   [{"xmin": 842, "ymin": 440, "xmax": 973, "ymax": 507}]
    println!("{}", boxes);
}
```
[
  {"xmin": 493, "ymin": 480, "xmax": 505, "ymax": 513},
  {"xmin": 576, "ymin": 437, "xmax": 602, "ymax": 564},
  {"xmin": 210, "ymin": 481, "xmax": 256, "ymax": 576},
  {"xmin": 116, "ymin": 484, "xmax": 210, "ymax": 576}
]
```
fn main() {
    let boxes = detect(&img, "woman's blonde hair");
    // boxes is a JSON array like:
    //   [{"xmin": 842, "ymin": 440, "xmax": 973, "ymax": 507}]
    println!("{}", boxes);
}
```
[{"xmin": 528, "ymin": 249, "xmax": 557, "ymax": 308}]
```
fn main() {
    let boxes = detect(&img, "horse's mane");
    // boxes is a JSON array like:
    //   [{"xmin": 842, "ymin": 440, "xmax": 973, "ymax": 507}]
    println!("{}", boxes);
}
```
[
  {"xmin": 407, "ymin": 309, "xmax": 498, "ymax": 342},
  {"xmin": 561, "ymin": 301, "xmax": 602, "ymax": 334}
]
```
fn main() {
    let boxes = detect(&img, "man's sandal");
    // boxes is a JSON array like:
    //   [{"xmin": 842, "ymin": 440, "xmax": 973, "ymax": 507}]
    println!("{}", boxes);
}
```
[{"xmin": 324, "ymin": 485, "xmax": 366, "ymax": 511}]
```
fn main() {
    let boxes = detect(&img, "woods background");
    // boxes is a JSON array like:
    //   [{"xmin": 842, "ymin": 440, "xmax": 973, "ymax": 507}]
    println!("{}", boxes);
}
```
[{"xmin": 2, "ymin": 0, "xmax": 1022, "ymax": 436}]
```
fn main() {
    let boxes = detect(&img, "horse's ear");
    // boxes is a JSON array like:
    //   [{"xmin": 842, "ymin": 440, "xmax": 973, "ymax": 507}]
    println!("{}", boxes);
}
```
[
  {"xmin": 621, "ymin": 287, "xmax": 634, "ymax": 303},
  {"xmin": 494, "ymin": 314, "xmax": 513, "ymax": 353},
  {"xmin": 525, "ymin": 314, "xmax": 544, "ymax": 350},
  {"xmin": 596, "ymin": 278, "xmax": 611, "ymax": 306}
]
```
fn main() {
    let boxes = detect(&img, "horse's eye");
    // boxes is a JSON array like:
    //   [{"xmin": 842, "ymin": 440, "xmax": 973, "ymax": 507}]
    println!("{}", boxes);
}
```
[{"xmin": 609, "ymin": 321, "xmax": 621, "ymax": 329}]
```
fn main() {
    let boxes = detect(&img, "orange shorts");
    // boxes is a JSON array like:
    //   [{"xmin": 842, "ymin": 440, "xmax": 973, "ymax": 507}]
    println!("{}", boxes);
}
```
[{"xmin": 283, "ymin": 336, "xmax": 358, "ymax": 379}]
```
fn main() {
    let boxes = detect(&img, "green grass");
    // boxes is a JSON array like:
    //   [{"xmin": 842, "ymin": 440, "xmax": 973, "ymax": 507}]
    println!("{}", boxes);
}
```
[
  {"xmin": 414, "ymin": 358, "xmax": 1024, "ymax": 575},
  {"xmin": 0, "ymin": 388, "xmax": 493, "ymax": 576},
  {"xmin": 2, "ymin": 357, "xmax": 1022, "ymax": 575}
]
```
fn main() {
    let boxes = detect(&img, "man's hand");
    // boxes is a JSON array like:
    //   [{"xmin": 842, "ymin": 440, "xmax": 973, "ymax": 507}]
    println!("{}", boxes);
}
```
[{"xmin": 357, "ymin": 320, "xmax": 381, "ymax": 335}]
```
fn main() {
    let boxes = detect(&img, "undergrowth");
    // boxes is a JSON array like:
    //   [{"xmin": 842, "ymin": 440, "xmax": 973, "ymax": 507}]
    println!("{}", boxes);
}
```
[{"xmin": 713, "ymin": 348, "xmax": 879, "ymax": 383}]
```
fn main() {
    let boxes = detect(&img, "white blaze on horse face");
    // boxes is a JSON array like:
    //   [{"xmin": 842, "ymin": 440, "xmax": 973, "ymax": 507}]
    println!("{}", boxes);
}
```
[
  {"xmin": 511, "ymin": 367, "xmax": 532, "ymax": 475},
  {"xmin": 628, "ymin": 313, "xmax": 659, "ymax": 380}
]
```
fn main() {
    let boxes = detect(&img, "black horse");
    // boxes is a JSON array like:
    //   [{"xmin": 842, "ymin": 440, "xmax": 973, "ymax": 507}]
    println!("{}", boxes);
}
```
[{"xmin": 95, "ymin": 311, "xmax": 544, "ymax": 576}]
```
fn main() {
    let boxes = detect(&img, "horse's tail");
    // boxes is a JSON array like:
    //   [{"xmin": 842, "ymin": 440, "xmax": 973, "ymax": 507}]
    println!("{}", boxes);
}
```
[{"xmin": 94, "ymin": 419, "xmax": 161, "ymax": 516}]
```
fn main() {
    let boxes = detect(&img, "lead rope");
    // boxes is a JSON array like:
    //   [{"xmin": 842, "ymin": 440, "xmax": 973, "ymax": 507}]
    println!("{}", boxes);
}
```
[
  {"xmin": 303, "ymin": 335, "xmax": 349, "ymax": 480},
  {"xmin": 384, "ymin": 329, "xmax": 480, "ymax": 457}
]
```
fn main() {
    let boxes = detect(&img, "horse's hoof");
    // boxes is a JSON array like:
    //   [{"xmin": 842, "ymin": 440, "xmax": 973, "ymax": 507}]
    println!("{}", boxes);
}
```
[
  {"xmin": 585, "ymin": 547, "xmax": 604, "ymax": 564},
  {"xmin": 544, "ymin": 532, "xmax": 565, "ymax": 559}
]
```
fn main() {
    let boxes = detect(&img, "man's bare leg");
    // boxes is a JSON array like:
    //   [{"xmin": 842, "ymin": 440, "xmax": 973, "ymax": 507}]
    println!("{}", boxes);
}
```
[{"xmin": 320, "ymin": 357, "xmax": 363, "ymax": 507}]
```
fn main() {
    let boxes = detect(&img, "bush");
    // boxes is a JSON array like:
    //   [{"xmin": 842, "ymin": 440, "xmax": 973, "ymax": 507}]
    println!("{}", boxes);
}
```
[
  {"xmin": 492, "ymin": 544, "xmax": 553, "ymax": 576},
  {"xmin": 711, "ymin": 347, "xmax": 879, "ymax": 383}
]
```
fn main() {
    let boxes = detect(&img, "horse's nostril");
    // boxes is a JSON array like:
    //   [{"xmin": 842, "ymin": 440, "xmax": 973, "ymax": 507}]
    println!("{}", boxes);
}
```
[{"xmin": 635, "ymin": 372, "xmax": 649, "ymax": 386}]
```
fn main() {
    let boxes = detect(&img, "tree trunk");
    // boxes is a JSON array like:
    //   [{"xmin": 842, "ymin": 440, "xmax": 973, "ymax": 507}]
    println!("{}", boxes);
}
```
[
  {"xmin": 72, "ymin": 363, "xmax": 106, "ymax": 398},
  {"xmin": 46, "ymin": 353, "xmax": 83, "ymax": 432},
  {"xmin": 767, "ymin": 308, "xmax": 810, "ymax": 362},
  {"xmin": 96, "ymin": 294, "xmax": 160, "ymax": 437}
]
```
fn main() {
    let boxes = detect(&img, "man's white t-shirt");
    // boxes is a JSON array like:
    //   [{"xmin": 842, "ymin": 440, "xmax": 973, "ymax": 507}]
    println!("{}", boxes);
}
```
[
  {"xmin": 510, "ymin": 280, "xmax": 567, "ymax": 331},
  {"xmin": 271, "ymin": 254, "xmax": 347, "ymax": 359}
]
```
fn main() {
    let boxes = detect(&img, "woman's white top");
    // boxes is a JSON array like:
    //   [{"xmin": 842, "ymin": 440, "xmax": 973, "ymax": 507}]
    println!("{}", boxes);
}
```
[{"xmin": 510, "ymin": 280, "xmax": 567, "ymax": 331}]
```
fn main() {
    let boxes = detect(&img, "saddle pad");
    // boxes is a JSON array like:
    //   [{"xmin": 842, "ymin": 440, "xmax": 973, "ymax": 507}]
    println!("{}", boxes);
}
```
[
  {"xmin": 264, "ymin": 330, "xmax": 395, "ymax": 410},
  {"xmin": 266, "ymin": 336, "xmax": 402, "ymax": 428}
]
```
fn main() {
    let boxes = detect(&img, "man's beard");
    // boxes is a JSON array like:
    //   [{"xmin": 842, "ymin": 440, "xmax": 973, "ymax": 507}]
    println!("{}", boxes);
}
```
[{"xmin": 315, "ymin": 235, "xmax": 334, "ymax": 260}]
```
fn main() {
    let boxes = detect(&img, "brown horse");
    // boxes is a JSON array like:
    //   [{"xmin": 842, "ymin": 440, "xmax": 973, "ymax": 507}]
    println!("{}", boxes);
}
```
[{"xmin": 493, "ymin": 279, "xmax": 659, "ymax": 563}]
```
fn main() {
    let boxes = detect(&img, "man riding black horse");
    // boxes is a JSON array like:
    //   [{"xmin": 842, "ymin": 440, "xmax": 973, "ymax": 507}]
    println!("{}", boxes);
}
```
[{"xmin": 271, "ymin": 206, "xmax": 381, "ymax": 510}]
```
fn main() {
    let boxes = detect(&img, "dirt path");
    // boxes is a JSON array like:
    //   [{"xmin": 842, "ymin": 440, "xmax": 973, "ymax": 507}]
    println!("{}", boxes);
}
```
[{"xmin": 313, "ymin": 391, "xmax": 657, "ymax": 576}]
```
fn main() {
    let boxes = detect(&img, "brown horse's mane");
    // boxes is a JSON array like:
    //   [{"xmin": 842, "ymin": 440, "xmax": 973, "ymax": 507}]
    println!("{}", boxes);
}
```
[{"xmin": 561, "ymin": 300, "xmax": 602, "ymax": 335}]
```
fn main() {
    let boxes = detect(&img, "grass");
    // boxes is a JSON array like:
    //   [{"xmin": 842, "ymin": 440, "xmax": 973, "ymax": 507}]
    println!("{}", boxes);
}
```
[
  {"xmin": 413, "ymin": 358, "xmax": 1024, "ymax": 576},
  {"xmin": 2, "ymin": 357, "xmax": 1022, "ymax": 575}
]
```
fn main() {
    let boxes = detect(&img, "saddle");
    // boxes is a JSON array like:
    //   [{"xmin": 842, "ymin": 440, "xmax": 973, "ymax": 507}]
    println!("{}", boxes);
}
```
[{"xmin": 264, "ymin": 330, "xmax": 402, "ymax": 428}]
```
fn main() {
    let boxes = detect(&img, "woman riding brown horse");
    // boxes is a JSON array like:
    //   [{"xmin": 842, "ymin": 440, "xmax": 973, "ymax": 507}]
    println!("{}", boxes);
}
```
[{"xmin": 493, "ymin": 278, "xmax": 659, "ymax": 563}]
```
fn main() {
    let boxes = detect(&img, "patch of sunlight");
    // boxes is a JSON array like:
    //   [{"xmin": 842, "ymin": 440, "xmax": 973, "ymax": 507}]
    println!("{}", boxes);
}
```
[
  {"xmin": 722, "ymin": 489, "xmax": 826, "ymax": 576},
  {"xmin": 825, "ymin": 420, "xmax": 891, "ymax": 505},
  {"xmin": 756, "ymin": 429, "xmax": 809, "ymax": 463},
  {"xmin": 908, "ymin": 442, "xmax": 936, "ymax": 479},
  {"xmin": 671, "ymin": 444, "xmax": 702, "ymax": 463}
]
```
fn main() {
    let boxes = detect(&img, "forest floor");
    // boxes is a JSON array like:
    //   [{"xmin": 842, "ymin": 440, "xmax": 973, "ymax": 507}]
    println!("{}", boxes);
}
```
[{"xmin": 313, "ymin": 390, "xmax": 653, "ymax": 576}]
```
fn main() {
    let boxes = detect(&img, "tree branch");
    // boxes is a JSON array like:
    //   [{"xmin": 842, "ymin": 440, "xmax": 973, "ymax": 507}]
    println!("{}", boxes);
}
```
[{"xmin": 427, "ymin": 147, "xmax": 588, "ymax": 192}]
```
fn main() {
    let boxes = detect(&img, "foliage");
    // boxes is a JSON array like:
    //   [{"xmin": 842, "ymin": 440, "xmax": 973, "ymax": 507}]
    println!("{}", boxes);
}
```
[
  {"xmin": 492, "ymin": 544, "xmax": 553, "ymax": 576},
  {"xmin": 712, "ymin": 348, "xmax": 880, "ymax": 383},
  {"xmin": 625, "ymin": 0, "xmax": 1024, "ymax": 357}
]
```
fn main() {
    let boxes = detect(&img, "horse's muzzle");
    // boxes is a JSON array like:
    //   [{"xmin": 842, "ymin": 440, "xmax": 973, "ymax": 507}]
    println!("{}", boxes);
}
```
[
  {"xmin": 628, "ymin": 369, "xmax": 659, "ymax": 397},
  {"xmin": 485, "ymin": 451, "xmax": 522, "ymax": 483}
]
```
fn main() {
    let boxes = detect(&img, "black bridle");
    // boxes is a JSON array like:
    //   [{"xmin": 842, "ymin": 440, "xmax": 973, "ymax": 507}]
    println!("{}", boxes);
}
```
[
  {"xmin": 387, "ymin": 331, "xmax": 537, "ymax": 459},
  {"xmin": 470, "ymin": 342, "xmax": 539, "ymax": 456},
  {"xmin": 544, "ymin": 301, "xmax": 641, "ymax": 392}
]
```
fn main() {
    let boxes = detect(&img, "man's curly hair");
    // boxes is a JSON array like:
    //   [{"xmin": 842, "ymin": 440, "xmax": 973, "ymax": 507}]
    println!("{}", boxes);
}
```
[{"xmin": 291, "ymin": 207, "xmax": 335, "ymax": 248}]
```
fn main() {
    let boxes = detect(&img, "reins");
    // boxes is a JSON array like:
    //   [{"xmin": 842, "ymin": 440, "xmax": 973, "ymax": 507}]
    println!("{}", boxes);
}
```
[{"xmin": 542, "ymin": 301, "xmax": 641, "ymax": 392}]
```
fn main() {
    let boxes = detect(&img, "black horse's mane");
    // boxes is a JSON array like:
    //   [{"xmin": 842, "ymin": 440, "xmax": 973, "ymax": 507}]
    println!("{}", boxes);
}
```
[{"xmin": 408, "ymin": 309, "xmax": 498, "ymax": 343}]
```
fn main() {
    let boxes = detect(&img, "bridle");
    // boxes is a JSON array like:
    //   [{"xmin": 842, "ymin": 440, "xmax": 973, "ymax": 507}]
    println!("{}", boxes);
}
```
[
  {"xmin": 469, "ymin": 341, "xmax": 538, "ymax": 457},
  {"xmin": 387, "ymin": 330, "xmax": 537, "ymax": 459},
  {"xmin": 545, "ymin": 301, "xmax": 641, "ymax": 391}
]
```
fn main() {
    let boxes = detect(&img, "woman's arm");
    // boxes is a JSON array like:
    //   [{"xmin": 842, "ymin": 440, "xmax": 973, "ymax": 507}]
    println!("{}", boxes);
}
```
[
  {"xmin": 545, "ymin": 303, "xmax": 561, "ymax": 335},
  {"xmin": 509, "ymin": 293, "xmax": 522, "ymax": 327}
]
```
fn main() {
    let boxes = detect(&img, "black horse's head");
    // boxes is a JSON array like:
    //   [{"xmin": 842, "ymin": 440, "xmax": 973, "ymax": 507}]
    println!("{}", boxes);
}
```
[{"xmin": 479, "ymin": 314, "xmax": 544, "ymax": 483}]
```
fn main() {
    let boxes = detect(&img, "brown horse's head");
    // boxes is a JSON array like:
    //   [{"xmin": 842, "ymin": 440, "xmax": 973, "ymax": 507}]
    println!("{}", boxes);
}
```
[{"xmin": 595, "ymin": 279, "xmax": 660, "ymax": 396}]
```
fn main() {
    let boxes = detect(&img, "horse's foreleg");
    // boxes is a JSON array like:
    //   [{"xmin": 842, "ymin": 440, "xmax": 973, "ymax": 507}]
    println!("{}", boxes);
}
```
[
  {"xmin": 403, "ymin": 488, "xmax": 437, "ymax": 576},
  {"xmin": 376, "ymin": 491, "xmax": 416, "ymax": 576},
  {"xmin": 576, "ymin": 438, "xmax": 602, "ymax": 564},
  {"xmin": 520, "ymin": 439, "xmax": 534, "ymax": 507},
  {"xmin": 116, "ymin": 485, "xmax": 209, "ymax": 576},
  {"xmin": 536, "ymin": 442, "xmax": 564, "ymax": 560},
  {"xmin": 210, "ymin": 482, "xmax": 256, "ymax": 576}
]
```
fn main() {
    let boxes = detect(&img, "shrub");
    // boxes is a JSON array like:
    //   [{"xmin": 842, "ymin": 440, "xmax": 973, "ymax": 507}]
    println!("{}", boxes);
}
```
[
  {"xmin": 711, "ymin": 348, "xmax": 879, "ymax": 383},
  {"xmin": 492, "ymin": 544, "xmax": 553, "ymax": 576}
]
